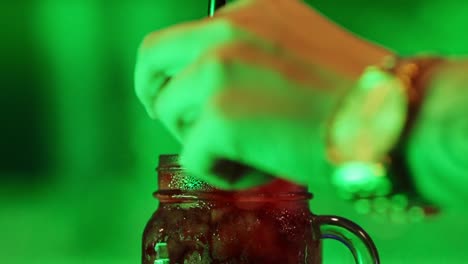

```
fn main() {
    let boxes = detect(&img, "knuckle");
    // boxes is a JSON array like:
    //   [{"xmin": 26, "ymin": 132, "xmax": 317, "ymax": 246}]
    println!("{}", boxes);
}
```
[
  {"xmin": 139, "ymin": 31, "xmax": 160, "ymax": 53},
  {"xmin": 203, "ymin": 39, "xmax": 252, "ymax": 75},
  {"xmin": 209, "ymin": 90, "xmax": 236, "ymax": 121},
  {"xmin": 204, "ymin": 46, "xmax": 238, "ymax": 81},
  {"xmin": 207, "ymin": 48, "xmax": 234, "ymax": 67},
  {"xmin": 213, "ymin": 17, "xmax": 243, "ymax": 42}
]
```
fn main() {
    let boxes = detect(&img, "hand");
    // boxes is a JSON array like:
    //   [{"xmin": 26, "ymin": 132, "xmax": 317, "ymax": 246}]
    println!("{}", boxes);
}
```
[{"xmin": 135, "ymin": 0, "xmax": 390, "ymax": 189}]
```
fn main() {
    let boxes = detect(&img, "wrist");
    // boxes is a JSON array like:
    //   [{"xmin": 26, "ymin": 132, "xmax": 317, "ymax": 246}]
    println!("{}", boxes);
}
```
[
  {"xmin": 405, "ymin": 59, "xmax": 468, "ymax": 209},
  {"xmin": 347, "ymin": 41, "xmax": 394, "ymax": 80},
  {"xmin": 327, "ymin": 54, "xmax": 447, "ymax": 221},
  {"xmin": 310, "ymin": 8, "xmax": 394, "ymax": 81}
]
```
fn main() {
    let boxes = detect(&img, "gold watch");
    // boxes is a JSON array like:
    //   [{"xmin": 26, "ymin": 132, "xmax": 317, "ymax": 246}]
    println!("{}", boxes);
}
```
[{"xmin": 326, "ymin": 55, "xmax": 444, "ymax": 222}]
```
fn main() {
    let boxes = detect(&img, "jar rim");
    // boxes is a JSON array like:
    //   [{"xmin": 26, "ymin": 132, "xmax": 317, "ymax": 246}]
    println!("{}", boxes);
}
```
[
  {"xmin": 154, "ymin": 190, "xmax": 313, "ymax": 202},
  {"xmin": 157, "ymin": 154, "xmax": 182, "ymax": 169},
  {"xmin": 156, "ymin": 154, "xmax": 310, "ymax": 196}
]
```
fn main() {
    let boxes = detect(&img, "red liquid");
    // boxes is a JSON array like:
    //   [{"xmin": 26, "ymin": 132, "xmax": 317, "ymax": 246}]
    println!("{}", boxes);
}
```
[{"xmin": 143, "ymin": 173, "xmax": 321, "ymax": 263}]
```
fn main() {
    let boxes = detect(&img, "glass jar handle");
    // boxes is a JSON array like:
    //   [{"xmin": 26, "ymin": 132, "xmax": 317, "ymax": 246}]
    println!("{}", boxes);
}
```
[{"xmin": 316, "ymin": 215, "xmax": 380, "ymax": 264}]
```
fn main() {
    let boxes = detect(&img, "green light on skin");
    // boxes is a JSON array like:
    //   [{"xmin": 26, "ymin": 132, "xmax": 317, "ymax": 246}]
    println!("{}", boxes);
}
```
[
  {"xmin": 328, "ymin": 65, "xmax": 407, "ymax": 172},
  {"xmin": 358, "ymin": 67, "xmax": 392, "ymax": 91}
]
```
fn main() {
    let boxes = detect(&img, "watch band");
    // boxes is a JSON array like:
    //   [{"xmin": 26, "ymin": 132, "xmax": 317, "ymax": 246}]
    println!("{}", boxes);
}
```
[{"xmin": 379, "ymin": 56, "xmax": 444, "ymax": 220}]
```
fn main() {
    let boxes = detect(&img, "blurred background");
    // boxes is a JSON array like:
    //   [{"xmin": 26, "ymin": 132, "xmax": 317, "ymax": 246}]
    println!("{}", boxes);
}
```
[{"xmin": 1, "ymin": 0, "xmax": 467, "ymax": 263}]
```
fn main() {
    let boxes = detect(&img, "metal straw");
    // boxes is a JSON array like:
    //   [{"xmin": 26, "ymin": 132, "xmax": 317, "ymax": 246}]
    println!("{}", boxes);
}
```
[{"xmin": 209, "ymin": 0, "xmax": 227, "ymax": 16}]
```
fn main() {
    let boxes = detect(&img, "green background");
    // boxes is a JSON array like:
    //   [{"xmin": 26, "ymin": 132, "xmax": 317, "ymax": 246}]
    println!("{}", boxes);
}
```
[{"xmin": 1, "ymin": 0, "xmax": 467, "ymax": 263}]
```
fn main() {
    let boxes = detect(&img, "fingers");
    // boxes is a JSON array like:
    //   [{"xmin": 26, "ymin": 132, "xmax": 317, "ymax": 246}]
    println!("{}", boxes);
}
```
[
  {"xmin": 135, "ymin": 0, "xmax": 268, "ymax": 119},
  {"xmin": 134, "ymin": 18, "xmax": 242, "ymax": 117},
  {"xmin": 152, "ymin": 40, "xmax": 317, "ymax": 142},
  {"xmin": 179, "ymin": 89, "xmax": 325, "ymax": 189},
  {"xmin": 134, "ymin": 0, "xmax": 296, "ymax": 119},
  {"xmin": 179, "ymin": 108, "xmax": 275, "ymax": 190},
  {"xmin": 132, "ymin": 0, "xmax": 340, "ymax": 188}
]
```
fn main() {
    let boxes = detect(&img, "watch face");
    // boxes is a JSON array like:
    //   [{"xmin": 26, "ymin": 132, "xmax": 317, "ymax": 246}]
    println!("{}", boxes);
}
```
[{"xmin": 327, "ymin": 67, "xmax": 408, "ymax": 164}]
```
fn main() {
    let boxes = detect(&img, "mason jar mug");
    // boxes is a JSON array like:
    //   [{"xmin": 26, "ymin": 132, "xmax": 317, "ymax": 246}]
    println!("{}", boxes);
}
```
[{"xmin": 143, "ymin": 155, "xmax": 380, "ymax": 264}]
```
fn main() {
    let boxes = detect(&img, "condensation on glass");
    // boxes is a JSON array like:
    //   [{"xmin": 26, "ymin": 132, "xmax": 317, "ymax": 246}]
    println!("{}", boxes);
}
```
[{"xmin": 142, "ymin": 154, "xmax": 380, "ymax": 264}]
